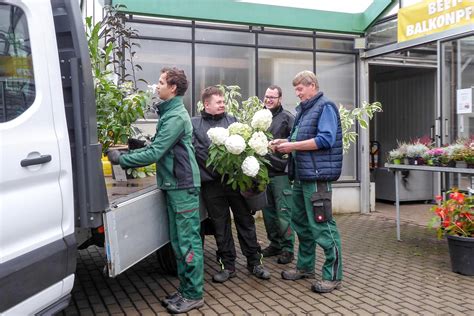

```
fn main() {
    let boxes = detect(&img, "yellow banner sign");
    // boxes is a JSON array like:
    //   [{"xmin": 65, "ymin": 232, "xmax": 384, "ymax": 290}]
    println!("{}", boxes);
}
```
[{"xmin": 398, "ymin": 0, "xmax": 474, "ymax": 42}]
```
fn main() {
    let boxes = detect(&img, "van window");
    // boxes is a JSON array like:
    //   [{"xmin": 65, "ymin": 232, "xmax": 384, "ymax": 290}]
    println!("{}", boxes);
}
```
[{"xmin": 0, "ymin": 4, "xmax": 35, "ymax": 123}]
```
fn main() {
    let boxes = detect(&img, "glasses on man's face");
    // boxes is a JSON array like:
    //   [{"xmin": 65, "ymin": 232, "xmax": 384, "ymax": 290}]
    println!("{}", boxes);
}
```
[{"xmin": 265, "ymin": 96, "xmax": 280, "ymax": 100}]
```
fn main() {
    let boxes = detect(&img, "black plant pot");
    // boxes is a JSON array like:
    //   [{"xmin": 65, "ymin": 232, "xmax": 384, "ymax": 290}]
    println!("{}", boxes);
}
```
[
  {"xmin": 447, "ymin": 235, "xmax": 474, "ymax": 276},
  {"xmin": 241, "ymin": 190, "xmax": 268, "ymax": 212}
]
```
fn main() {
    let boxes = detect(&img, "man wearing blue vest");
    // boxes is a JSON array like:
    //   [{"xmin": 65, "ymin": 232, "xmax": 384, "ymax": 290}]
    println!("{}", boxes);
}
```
[{"xmin": 271, "ymin": 70, "xmax": 343, "ymax": 293}]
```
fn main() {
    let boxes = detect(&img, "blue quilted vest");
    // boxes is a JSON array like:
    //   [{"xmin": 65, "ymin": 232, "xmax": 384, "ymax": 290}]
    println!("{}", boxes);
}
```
[{"xmin": 288, "ymin": 92, "xmax": 343, "ymax": 182}]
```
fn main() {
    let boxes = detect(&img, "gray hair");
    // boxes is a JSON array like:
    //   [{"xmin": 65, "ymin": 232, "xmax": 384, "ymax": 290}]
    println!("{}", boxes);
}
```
[{"xmin": 292, "ymin": 70, "xmax": 319, "ymax": 89}]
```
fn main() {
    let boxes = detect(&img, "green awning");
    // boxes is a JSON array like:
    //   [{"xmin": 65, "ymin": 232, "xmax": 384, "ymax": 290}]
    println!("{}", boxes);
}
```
[{"xmin": 111, "ymin": 0, "xmax": 397, "ymax": 34}]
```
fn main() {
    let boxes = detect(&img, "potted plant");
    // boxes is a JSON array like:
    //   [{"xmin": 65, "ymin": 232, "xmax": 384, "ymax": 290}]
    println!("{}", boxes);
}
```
[
  {"xmin": 206, "ymin": 107, "xmax": 272, "ymax": 212},
  {"xmin": 465, "ymin": 147, "xmax": 474, "ymax": 168},
  {"xmin": 440, "ymin": 144, "xmax": 464, "ymax": 167},
  {"xmin": 86, "ymin": 6, "xmax": 159, "ymax": 180},
  {"xmin": 452, "ymin": 146, "xmax": 468, "ymax": 168},
  {"xmin": 395, "ymin": 142, "xmax": 409, "ymax": 164},
  {"xmin": 429, "ymin": 190, "xmax": 474, "ymax": 275},
  {"xmin": 452, "ymin": 142, "xmax": 474, "ymax": 168},
  {"xmin": 406, "ymin": 142, "xmax": 429, "ymax": 165},
  {"xmin": 388, "ymin": 149, "xmax": 404, "ymax": 164},
  {"xmin": 423, "ymin": 147, "xmax": 445, "ymax": 166},
  {"xmin": 338, "ymin": 101, "xmax": 382, "ymax": 154}
]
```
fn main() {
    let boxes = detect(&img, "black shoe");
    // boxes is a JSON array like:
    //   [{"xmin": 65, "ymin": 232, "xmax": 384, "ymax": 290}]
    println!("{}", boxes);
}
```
[
  {"xmin": 248, "ymin": 264, "xmax": 271, "ymax": 280},
  {"xmin": 262, "ymin": 246, "xmax": 282, "ymax": 257},
  {"xmin": 277, "ymin": 251, "xmax": 294, "ymax": 264},
  {"xmin": 161, "ymin": 291, "xmax": 182, "ymax": 307},
  {"xmin": 281, "ymin": 269, "xmax": 315, "ymax": 280},
  {"xmin": 166, "ymin": 297, "xmax": 204, "ymax": 314},
  {"xmin": 212, "ymin": 269, "xmax": 236, "ymax": 283}
]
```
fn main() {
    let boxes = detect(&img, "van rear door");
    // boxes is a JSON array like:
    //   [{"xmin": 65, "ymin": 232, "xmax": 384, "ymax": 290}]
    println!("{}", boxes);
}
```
[{"xmin": 0, "ymin": 0, "xmax": 75, "ymax": 313}]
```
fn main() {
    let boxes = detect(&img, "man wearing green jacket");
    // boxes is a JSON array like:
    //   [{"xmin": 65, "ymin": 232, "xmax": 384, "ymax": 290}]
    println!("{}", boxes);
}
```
[{"xmin": 107, "ymin": 67, "xmax": 204, "ymax": 314}]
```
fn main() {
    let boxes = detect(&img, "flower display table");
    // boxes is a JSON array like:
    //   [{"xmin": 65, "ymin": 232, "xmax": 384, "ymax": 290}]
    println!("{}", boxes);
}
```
[{"xmin": 385, "ymin": 163, "xmax": 474, "ymax": 241}]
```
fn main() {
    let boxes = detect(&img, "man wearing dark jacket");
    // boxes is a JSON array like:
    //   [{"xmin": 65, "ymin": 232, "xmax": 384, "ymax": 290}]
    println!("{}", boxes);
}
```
[
  {"xmin": 261, "ymin": 85, "xmax": 295, "ymax": 265},
  {"xmin": 107, "ymin": 68, "xmax": 204, "ymax": 313},
  {"xmin": 271, "ymin": 71, "xmax": 343, "ymax": 294},
  {"xmin": 192, "ymin": 86, "xmax": 270, "ymax": 283}
]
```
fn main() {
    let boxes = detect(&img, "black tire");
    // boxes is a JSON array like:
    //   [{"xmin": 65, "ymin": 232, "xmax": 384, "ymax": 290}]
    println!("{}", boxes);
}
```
[{"xmin": 156, "ymin": 243, "xmax": 177, "ymax": 275}]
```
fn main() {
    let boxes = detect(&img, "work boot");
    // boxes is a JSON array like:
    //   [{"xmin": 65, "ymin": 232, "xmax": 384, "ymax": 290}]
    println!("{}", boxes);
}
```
[
  {"xmin": 248, "ymin": 264, "xmax": 271, "ymax": 280},
  {"xmin": 281, "ymin": 269, "xmax": 315, "ymax": 280},
  {"xmin": 277, "ymin": 251, "xmax": 294, "ymax": 264},
  {"xmin": 212, "ymin": 269, "xmax": 236, "ymax": 283},
  {"xmin": 311, "ymin": 280, "xmax": 342, "ymax": 293},
  {"xmin": 161, "ymin": 291, "xmax": 182, "ymax": 307},
  {"xmin": 166, "ymin": 297, "xmax": 204, "ymax": 314},
  {"xmin": 261, "ymin": 246, "xmax": 282, "ymax": 257}
]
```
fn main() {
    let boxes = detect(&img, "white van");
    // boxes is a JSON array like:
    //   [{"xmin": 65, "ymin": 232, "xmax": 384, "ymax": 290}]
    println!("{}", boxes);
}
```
[{"xmin": 0, "ymin": 0, "xmax": 197, "ymax": 314}]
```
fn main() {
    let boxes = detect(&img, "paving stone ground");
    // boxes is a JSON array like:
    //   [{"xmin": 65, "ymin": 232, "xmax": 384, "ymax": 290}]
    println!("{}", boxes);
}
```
[{"xmin": 63, "ymin": 213, "xmax": 474, "ymax": 315}]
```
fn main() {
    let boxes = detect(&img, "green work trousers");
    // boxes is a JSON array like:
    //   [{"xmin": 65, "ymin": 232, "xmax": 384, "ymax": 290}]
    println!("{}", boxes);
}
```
[
  {"xmin": 262, "ymin": 175, "xmax": 295, "ymax": 253},
  {"xmin": 165, "ymin": 188, "xmax": 204, "ymax": 300},
  {"xmin": 291, "ymin": 180, "xmax": 343, "ymax": 281}
]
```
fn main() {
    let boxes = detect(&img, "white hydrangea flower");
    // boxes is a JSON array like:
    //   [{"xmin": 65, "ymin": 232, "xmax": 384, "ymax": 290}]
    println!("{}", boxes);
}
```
[
  {"xmin": 248, "ymin": 131, "xmax": 269, "ymax": 156},
  {"xmin": 228, "ymin": 122, "xmax": 252, "ymax": 140},
  {"xmin": 207, "ymin": 127, "xmax": 229, "ymax": 145},
  {"xmin": 224, "ymin": 134, "xmax": 246, "ymax": 155},
  {"xmin": 242, "ymin": 156, "xmax": 260, "ymax": 177},
  {"xmin": 251, "ymin": 109, "xmax": 273, "ymax": 131}
]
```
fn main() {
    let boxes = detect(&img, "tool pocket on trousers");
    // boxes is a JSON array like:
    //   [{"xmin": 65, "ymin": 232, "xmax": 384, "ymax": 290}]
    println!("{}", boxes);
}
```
[
  {"xmin": 280, "ymin": 189, "xmax": 293, "ymax": 212},
  {"xmin": 310, "ymin": 191, "xmax": 332, "ymax": 223}
]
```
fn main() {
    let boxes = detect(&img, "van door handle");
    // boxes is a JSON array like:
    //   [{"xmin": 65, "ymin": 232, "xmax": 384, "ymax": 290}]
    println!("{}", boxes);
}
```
[{"xmin": 20, "ymin": 155, "xmax": 52, "ymax": 167}]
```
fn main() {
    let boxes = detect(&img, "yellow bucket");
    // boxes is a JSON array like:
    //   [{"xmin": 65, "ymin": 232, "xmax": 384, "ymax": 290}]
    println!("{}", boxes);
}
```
[{"xmin": 102, "ymin": 155, "xmax": 112, "ymax": 176}]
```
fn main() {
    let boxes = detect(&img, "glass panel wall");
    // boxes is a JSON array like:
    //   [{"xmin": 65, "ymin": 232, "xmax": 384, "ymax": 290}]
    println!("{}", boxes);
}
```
[
  {"xmin": 316, "ymin": 38, "xmax": 355, "ymax": 52},
  {"xmin": 259, "ymin": 34, "xmax": 313, "ymax": 49},
  {"xmin": 195, "ymin": 29, "xmax": 254, "ymax": 45},
  {"xmin": 258, "ymin": 49, "xmax": 313, "ymax": 114},
  {"xmin": 317, "ymin": 53, "xmax": 357, "ymax": 180},
  {"xmin": 128, "ymin": 22, "xmax": 192, "ymax": 39},
  {"xmin": 128, "ymin": 39, "xmax": 192, "ymax": 115},
  {"xmin": 125, "ymin": 17, "xmax": 359, "ymax": 182},
  {"xmin": 366, "ymin": 18, "xmax": 398, "ymax": 49},
  {"xmin": 442, "ymin": 36, "xmax": 474, "ymax": 190},
  {"xmin": 195, "ymin": 44, "xmax": 255, "ymax": 101}
]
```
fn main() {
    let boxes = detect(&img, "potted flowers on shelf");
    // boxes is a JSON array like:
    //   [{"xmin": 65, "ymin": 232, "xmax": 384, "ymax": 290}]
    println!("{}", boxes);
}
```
[
  {"xmin": 405, "ymin": 142, "xmax": 429, "ymax": 165},
  {"xmin": 206, "ymin": 101, "xmax": 272, "ymax": 212},
  {"xmin": 463, "ymin": 146, "xmax": 474, "ymax": 168},
  {"xmin": 388, "ymin": 148, "xmax": 404, "ymax": 165},
  {"xmin": 422, "ymin": 147, "xmax": 445, "ymax": 166},
  {"xmin": 429, "ymin": 189, "xmax": 474, "ymax": 275}
]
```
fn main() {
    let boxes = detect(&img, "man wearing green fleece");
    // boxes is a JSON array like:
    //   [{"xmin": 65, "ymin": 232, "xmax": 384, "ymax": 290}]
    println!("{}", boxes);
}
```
[{"xmin": 107, "ymin": 67, "xmax": 204, "ymax": 314}]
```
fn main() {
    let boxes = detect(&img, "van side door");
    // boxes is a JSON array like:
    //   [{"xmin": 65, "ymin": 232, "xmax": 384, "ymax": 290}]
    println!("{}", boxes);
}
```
[{"xmin": 0, "ymin": 0, "xmax": 75, "ymax": 313}]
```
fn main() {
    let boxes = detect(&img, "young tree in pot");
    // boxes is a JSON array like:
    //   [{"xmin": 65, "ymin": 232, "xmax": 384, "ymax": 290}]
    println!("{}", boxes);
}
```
[{"xmin": 85, "ymin": 5, "xmax": 151, "ymax": 154}]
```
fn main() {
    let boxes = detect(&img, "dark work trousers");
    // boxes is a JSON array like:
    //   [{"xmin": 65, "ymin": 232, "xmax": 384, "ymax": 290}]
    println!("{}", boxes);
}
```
[{"xmin": 201, "ymin": 180, "xmax": 262, "ymax": 271}]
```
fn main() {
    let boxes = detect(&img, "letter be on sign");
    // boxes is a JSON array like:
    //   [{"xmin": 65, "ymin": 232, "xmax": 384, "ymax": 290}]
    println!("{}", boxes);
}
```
[{"xmin": 428, "ymin": 2, "xmax": 437, "ymax": 15}]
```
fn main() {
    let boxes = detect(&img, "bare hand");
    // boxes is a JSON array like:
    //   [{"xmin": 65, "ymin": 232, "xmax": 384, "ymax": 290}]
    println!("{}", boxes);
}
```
[
  {"xmin": 276, "ymin": 142, "xmax": 294, "ymax": 154},
  {"xmin": 269, "ymin": 139, "xmax": 288, "ymax": 146}
]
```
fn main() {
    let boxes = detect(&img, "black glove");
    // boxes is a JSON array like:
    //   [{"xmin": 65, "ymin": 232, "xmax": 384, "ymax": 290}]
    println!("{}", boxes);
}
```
[
  {"xmin": 128, "ymin": 138, "xmax": 146, "ymax": 150},
  {"xmin": 107, "ymin": 150, "xmax": 122, "ymax": 165}
]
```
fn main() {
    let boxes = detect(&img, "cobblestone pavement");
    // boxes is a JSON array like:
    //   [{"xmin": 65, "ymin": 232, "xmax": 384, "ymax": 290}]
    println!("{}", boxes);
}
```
[{"xmin": 63, "ymin": 214, "xmax": 474, "ymax": 315}]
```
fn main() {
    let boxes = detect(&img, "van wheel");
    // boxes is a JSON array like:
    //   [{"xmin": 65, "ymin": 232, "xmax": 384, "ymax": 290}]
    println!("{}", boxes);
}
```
[{"xmin": 156, "ymin": 243, "xmax": 177, "ymax": 275}]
